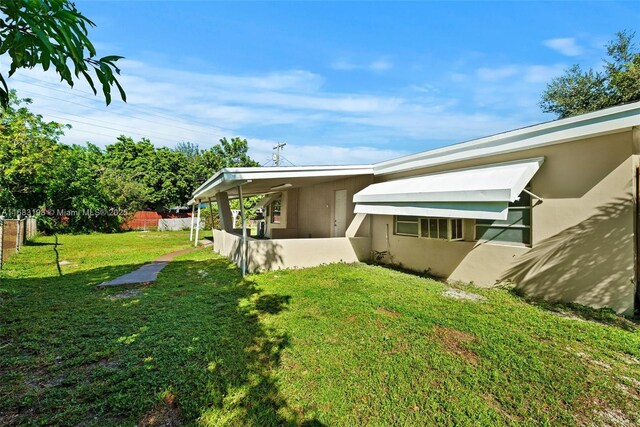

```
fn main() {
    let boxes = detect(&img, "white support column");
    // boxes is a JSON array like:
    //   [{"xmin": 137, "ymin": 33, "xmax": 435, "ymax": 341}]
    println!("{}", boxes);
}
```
[
  {"xmin": 238, "ymin": 185, "xmax": 247, "ymax": 276},
  {"xmin": 189, "ymin": 204, "xmax": 195, "ymax": 241},
  {"xmin": 194, "ymin": 201, "xmax": 201, "ymax": 247},
  {"xmin": 346, "ymin": 213, "xmax": 368, "ymax": 238}
]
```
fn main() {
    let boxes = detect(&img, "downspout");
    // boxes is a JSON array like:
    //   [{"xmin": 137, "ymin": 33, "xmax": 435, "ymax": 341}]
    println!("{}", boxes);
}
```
[
  {"xmin": 238, "ymin": 185, "xmax": 247, "ymax": 277},
  {"xmin": 194, "ymin": 200, "xmax": 201, "ymax": 247}
]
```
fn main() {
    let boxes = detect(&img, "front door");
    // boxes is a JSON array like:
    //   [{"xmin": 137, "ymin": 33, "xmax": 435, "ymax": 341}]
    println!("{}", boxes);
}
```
[{"xmin": 334, "ymin": 189, "xmax": 347, "ymax": 237}]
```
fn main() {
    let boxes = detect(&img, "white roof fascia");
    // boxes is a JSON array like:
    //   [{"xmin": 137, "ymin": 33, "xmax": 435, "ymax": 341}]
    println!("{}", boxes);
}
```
[
  {"xmin": 374, "ymin": 102, "xmax": 640, "ymax": 175},
  {"xmin": 354, "ymin": 158, "xmax": 543, "ymax": 204},
  {"xmin": 223, "ymin": 166, "xmax": 373, "ymax": 181},
  {"xmin": 192, "ymin": 165, "xmax": 374, "ymax": 200}
]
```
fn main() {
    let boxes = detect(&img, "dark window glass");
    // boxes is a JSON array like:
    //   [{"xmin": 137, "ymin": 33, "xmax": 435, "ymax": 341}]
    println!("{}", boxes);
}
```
[
  {"xmin": 438, "ymin": 219, "xmax": 448, "ymax": 239},
  {"xmin": 475, "ymin": 188, "xmax": 532, "ymax": 245},
  {"xmin": 270, "ymin": 200, "xmax": 281, "ymax": 224},
  {"xmin": 476, "ymin": 226, "xmax": 531, "ymax": 245},
  {"xmin": 396, "ymin": 221, "xmax": 419, "ymax": 236}
]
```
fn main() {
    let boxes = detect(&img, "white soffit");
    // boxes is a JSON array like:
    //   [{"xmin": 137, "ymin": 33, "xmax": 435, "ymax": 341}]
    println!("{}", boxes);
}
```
[{"xmin": 353, "ymin": 158, "xmax": 543, "ymax": 220}]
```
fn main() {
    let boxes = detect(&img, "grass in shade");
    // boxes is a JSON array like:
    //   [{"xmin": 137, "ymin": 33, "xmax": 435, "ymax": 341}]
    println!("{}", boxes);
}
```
[{"xmin": 0, "ymin": 231, "xmax": 638, "ymax": 426}]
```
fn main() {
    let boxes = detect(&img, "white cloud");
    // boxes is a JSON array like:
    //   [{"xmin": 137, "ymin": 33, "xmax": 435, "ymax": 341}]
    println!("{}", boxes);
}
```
[
  {"xmin": 369, "ymin": 59, "xmax": 393, "ymax": 71},
  {"xmin": 524, "ymin": 64, "xmax": 566, "ymax": 83},
  {"xmin": 330, "ymin": 60, "xmax": 357, "ymax": 71},
  {"xmin": 2, "ymin": 55, "xmax": 557, "ymax": 168},
  {"xmin": 543, "ymin": 37, "xmax": 584, "ymax": 56},
  {"xmin": 247, "ymin": 138, "xmax": 407, "ymax": 166},
  {"xmin": 330, "ymin": 57, "xmax": 393, "ymax": 72},
  {"xmin": 476, "ymin": 66, "xmax": 519, "ymax": 81}
]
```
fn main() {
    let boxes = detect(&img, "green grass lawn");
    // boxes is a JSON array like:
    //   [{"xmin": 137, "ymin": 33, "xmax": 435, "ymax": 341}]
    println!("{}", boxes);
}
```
[{"xmin": 1, "ymin": 232, "xmax": 639, "ymax": 426}]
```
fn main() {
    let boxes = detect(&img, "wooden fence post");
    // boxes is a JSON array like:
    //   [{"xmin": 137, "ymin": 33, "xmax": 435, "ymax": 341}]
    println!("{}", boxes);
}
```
[
  {"xmin": 15, "ymin": 214, "xmax": 21, "ymax": 253},
  {"xmin": 0, "ymin": 215, "xmax": 4, "ymax": 270}
]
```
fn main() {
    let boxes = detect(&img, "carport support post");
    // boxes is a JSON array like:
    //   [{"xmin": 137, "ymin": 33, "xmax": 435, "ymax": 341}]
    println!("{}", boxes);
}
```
[
  {"xmin": 189, "ymin": 203, "xmax": 195, "ymax": 241},
  {"xmin": 194, "ymin": 201, "xmax": 201, "ymax": 247},
  {"xmin": 238, "ymin": 185, "xmax": 247, "ymax": 277},
  {"xmin": 207, "ymin": 197, "xmax": 215, "ymax": 245}
]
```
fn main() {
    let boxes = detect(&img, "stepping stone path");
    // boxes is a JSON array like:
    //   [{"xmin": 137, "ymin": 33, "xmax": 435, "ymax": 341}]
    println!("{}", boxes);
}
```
[{"xmin": 96, "ymin": 240, "xmax": 212, "ymax": 289}]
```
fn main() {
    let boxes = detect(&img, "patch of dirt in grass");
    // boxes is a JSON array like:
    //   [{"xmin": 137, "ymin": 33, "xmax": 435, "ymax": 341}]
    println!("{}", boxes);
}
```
[
  {"xmin": 374, "ymin": 307, "xmax": 401, "ymax": 318},
  {"xmin": 139, "ymin": 393, "xmax": 180, "ymax": 427},
  {"xmin": 617, "ymin": 353, "xmax": 640, "ymax": 366},
  {"xmin": 385, "ymin": 339, "xmax": 410, "ymax": 355},
  {"xmin": 434, "ymin": 326, "xmax": 479, "ymax": 365},
  {"xmin": 170, "ymin": 290, "xmax": 187, "ymax": 297},
  {"xmin": 575, "ymin": 397, "xmax": 638, "ymax": 427},
  {"xmin": 596, "ymin": 407, "xmax": 635, "ymax": 427},
  {"xmin": 22, "ymin": 367, "xmax": 65, "ymax": 393},
  {"xmin": 441, "ymin": 288, "xmax": 487, "ymax": 302},
  {"xmin": 575, "ymin": 351, "xmax": 612, "ymax": 370},
  {"xmin": 105, "ymin": 289, "xmax": 142, "ymax": 300},
  {"xmin": 0, "ymin": 412, "xmax": 19, "ymax": 426},
  {"xmin": 482, "ymin": 394, "xmax": 522, "ymax": 423}
]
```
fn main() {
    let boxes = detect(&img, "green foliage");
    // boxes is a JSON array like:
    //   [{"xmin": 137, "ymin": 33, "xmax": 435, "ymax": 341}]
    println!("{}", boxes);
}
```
[
  {"xmin": 0, "ymin": 0, "xmax": 126, "ymax": 107},
  {"xmin": 541, "ymin": 30, "xmax": 640, "ymax": 118},
  {"xmin": 0, "ymin": 92, "xmax": 67, "ymax": 209},
  {"xmin": 0, "ymin": 93, "xmax": 261, "ymax": 233}
]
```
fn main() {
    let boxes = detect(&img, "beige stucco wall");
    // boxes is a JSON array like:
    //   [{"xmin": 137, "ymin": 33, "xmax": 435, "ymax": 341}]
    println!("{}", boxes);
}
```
[
  {"xmin": 271, "ymin": 175, "xmax": 373, "ymax": 239},
  {"xmin": 214, "ymin": 229, "xmax": 370, "ymax": 273},
  {"xmin": 371, "ymin": 130, "xmax": 637, "ymax": 315}
]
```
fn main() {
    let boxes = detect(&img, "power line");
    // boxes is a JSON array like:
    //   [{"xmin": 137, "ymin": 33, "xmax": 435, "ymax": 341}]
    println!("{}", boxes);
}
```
[
  {"xmin": 34, "ymin": 110, "xmax": 181, "ymax": 145},
  {"xmin": 11, "ymin": 75, "xmax": 237, "ymax": 140},
  {"xmin": 13, "ymin": 86, "xmax": 210, "ymax": 142}
]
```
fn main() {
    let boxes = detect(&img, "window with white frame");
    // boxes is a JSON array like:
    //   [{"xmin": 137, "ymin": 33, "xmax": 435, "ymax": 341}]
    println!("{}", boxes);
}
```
[
  {"xmin": 270, "ymin": 199, "xmax": 282, "ymax": 224},
  {"xmin": 475, "ymin": 189, "xmax": 531, "ymax": 245},
  {"xmin": 394, "ymin": 216, "xmax": 463, "ymax": 241}
]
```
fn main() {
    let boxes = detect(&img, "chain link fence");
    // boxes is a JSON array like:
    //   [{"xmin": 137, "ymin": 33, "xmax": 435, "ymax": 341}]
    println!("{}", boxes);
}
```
[{"xmin": 0, "ymin": 216, "xmax": 37, "ymax": 269}]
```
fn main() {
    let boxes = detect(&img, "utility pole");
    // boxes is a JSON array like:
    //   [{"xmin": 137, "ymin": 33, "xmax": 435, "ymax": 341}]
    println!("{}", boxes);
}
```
[{"xmin": 272, "ymin": 142, "xmax": 286, "ymax": 166}]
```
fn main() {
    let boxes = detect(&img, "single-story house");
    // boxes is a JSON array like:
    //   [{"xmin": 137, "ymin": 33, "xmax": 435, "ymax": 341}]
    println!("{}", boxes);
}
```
[{"xmin": 190, "ymin": 101, "xmax": 640, "ymax": 316}]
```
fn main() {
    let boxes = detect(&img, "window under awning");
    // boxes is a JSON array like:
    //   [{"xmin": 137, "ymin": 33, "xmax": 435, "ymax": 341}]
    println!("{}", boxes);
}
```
[{"xmin": 353, "ymin": 158, "xmax": 544, "ymax": 220}]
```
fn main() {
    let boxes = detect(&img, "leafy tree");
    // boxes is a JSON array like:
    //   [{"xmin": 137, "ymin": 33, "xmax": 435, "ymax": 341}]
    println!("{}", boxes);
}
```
[
  {"xmin": 0, "ymin": 0, "xmax": 126, "ymax": 107},
  {"xmin": 46, "ymin": 143, "xmax": 119, "ymax": 232},
  {"xmin": 540, "ymin": 30, "xmax": 640, "ymax": 118},
  {"xmin": 0, "ymin": 91, "xmax": 67, "ymax": 209},
  {"xmin": 1, "ymin": 93, "xmax": 261, "ymax": 232}
]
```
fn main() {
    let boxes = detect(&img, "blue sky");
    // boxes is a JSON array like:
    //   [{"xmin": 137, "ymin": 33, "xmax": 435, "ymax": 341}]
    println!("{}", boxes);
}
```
[{"xmin": 5, "ymin": 1, "xmax": 640, "ymax": 165}]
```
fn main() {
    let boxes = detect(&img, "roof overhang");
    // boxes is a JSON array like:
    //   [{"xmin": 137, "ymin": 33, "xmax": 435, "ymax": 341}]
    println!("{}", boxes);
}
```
[
  {"xmin": 374, "ymin": 101, "xmax": 640, "ymax": 175},
  {"xmin": 191, "ymin": 165, "xmax": 373, "ymax": 202},
  {"xmin": 354, "ymin": 158, "xmax": 543, "ymax": 220}
]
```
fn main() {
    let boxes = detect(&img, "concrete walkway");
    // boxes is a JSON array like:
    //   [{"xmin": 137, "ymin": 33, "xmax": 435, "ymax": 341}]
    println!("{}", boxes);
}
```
[{"xmin": 96, "ymin": 240, "xmax": 212, "ymax": 288}]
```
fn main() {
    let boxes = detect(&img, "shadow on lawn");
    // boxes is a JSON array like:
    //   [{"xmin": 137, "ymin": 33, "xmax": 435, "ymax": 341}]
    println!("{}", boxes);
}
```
[{"xmin": 0, "ymin": 256, "xmax": 325, "ymax": 426}]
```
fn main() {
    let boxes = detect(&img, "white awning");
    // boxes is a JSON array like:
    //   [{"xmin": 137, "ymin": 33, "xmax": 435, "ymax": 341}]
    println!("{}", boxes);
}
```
[{"xmin": 353, "ymin": 158, "xmax": 543, "ymax": 220}]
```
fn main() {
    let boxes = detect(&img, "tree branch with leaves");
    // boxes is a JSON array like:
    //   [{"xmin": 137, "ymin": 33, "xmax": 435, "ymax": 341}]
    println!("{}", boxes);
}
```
[{"xmin": 0, "ymin": 0, "xmax": 126, "ymax": 107}]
